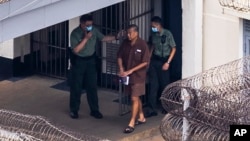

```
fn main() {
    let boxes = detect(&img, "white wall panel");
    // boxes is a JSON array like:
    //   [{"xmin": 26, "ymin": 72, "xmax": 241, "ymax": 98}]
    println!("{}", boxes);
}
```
[
  {"xmin": 0, "ymin": 0, "xmax": 124, "ymax": 42},
  {"xmin": 0, "ymin": 39, "xmax": 13, "ymax": 59},
  {"xmin": 0, "ymin": 0, "xmax": 63, "ymax": 21},
  {"xmin": 182, "ymin": 0, "xmax": 203, "ymax": 78}
]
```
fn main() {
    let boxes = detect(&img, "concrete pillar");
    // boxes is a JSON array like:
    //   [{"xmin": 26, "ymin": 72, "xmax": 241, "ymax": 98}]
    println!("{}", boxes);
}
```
[
  {"xmin": 0, "ymin": 40, "xmax": 14, "ymax": 59},
  {"xmin": 0, "ymin": 40, "xmax": 14, "ymax": 79},
  {"xmin": 14, "ymin": 34, "xmax": 30, "ymax": 62},
  {"xmin": 182, "ymin": 0, "xmax": 203, "ymax": 78},
  {"xmin": 68, "ymin": 17, "xmax": 80, "ymax": 47},
  {"xmin": 68, "ymin": 17, "xmax": 80, "ymax": 69}
]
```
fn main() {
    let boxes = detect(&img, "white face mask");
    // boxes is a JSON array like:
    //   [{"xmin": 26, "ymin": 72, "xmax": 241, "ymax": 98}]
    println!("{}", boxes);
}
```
[
  {"xmin": 152, "ymin": 27, "xmax": 158, "ymax": 32},
  {"xmin": 86, "ymin": 26, "xmax": 93, "ymax": 31}
]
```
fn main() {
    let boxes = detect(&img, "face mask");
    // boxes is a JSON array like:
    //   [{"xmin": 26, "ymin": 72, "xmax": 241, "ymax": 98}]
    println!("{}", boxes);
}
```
[
  {"xmin": 152, "ymin": 27, "xmax": 158, "ymax": 32},
  {"xmin": 86, "ymin": 26, "xmax": 93, "ymax": 31}
]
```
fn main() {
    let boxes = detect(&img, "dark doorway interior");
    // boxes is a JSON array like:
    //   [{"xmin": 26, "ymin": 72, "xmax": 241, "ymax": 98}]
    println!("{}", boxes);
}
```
[
  {"xmin": 31, "ymin": 21, "xmax": 69, "ymax": 79},
  {"xmin": 162, "ymin": 0, "xmax": 182, "ymax": 82}
]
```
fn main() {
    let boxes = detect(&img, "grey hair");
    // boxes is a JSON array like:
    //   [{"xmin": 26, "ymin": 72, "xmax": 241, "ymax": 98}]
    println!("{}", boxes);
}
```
[{"xmin": 127, "ymin": 24, "xmax": 139, "ymax": 32}]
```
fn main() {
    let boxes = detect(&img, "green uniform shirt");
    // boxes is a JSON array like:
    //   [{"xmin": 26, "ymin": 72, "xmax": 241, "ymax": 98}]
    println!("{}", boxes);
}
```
[
  {"xmin": 151, "ymin": 29, "xmax": 176, "ymax": 58},
  {"xmin": 70, "ymin": 26, "xmax": 104, "ymax": 57}
]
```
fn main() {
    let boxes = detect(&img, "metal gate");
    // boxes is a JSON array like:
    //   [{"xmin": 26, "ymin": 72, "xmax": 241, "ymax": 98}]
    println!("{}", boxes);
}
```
[
  {"xmin": 31, "ymin": 21, "xmax": 69, "ymax": 79},
  {"xmin": 93, "ymin": 0, "xmax": 153, "ymax": 115},
  {"xmin": 30, "ymin": 0, "xmax": 153, "ymax": 115}
]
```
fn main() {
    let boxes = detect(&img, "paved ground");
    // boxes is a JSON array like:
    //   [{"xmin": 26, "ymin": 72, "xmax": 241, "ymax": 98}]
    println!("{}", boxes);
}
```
[{"xmin": 0, "ymin": 75, "xmax": 165, "ymax": 141}]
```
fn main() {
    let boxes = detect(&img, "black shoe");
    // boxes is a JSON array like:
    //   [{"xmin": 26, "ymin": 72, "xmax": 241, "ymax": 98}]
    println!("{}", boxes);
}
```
[
  {"xmin": 123, "ymin": 126, "xmax": 134, "ymax": 134},
  {"xmin": 144, "ymin": 111, "xmax": 158, "ymax": 118},
  {"xmin": 70, "ymin": 111, "xmax": 79, "ymax": 119},
  {"xmin": 90, "ymin": 111, "xmax": 103, "ymax": 119}
]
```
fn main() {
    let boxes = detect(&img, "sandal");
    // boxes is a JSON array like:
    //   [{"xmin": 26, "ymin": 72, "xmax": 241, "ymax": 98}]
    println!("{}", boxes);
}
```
[
  {"xmin": 135, "ymin": 119, "xmax": 146, "ymax": 125},
  {"xmin": 123, "ymin": 126, "xmax": 134, "ymax": 133}
]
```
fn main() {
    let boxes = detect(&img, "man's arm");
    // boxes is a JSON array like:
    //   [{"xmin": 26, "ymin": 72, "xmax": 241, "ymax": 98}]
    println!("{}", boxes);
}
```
[
  {"xmin": 130, "ymin": 62, "xmax": 148, "ymax": 74},
  {"xmin": 102, "ymin": 30, "xmax": 126, "ymax": 42},
  {"xmin": 166, "ymin": 47, "xmax": 176, "ymax": 64},
  {"xmin": 117, "ymin": 58, "xmax": 124, "ymax": 72},
  {"xmin": 121, "ymin": 62, "xmax": 148, "ymax": 77},
  {"xmin": 162, "ymin": 47, "xmax": 176, "ymax": 70},
  {"xmin": 72, "ymin": 32, "xmax": 92, "ymax": 54},
  {"xmin": 102, "ymin": 35, "xmax": 116, "ymax": 42}
]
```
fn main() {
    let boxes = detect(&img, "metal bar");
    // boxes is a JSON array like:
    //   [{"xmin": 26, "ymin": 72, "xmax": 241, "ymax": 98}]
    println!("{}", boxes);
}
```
[
  {"xmin": 37, "ymin": 28, "xmax": 42, "ymax": 73},
  {"xmin": 59, "ymin": 23, "xmax": 62, "ymax": 77},
  {"xmin": 110, "ymin": 6, "xmax": 113, "ymax": 89},
  {"xmin": 105, "ymin": 8, "xmax": 108, "ymax": 89},
  {"xmin": 54, "ymin": 25, "xmax": 57, "ymax": 76},
  {"xmin": 45, "ymin": 27, "xmax": 48, "ymax": 75},
  {"xmin": 50, "ymin": 26, "xmax": 53, "ymax": 76},
  {"xmin": 65, "ymin": 21, "xmax": 68, "ymax": 78},
  {"xmin": 129, "ymin": 10, "xmax": 153, "ymax": 22}
]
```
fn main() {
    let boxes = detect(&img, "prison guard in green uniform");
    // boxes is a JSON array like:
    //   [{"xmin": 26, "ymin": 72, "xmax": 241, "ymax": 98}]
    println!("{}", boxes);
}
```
[
  {"xmin": 146, "ymin": 28, "xmax": 176, "ymax": 116},
  {"xmin": 151, "ymin": 29, "xmax": 176, "ymax": 58},
  {"xmin": 69, "ymin": 26, "xmax": 104, "ymax": 115}
]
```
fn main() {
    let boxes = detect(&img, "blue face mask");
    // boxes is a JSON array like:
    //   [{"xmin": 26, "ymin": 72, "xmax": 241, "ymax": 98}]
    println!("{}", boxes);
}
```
[
  {"xmin": 86, "ymin": 26, "xmax": 93, "ymax": 31},
  {"xmin": 152, "ymin": 27, "xmax": 158, "ymax": 32}
]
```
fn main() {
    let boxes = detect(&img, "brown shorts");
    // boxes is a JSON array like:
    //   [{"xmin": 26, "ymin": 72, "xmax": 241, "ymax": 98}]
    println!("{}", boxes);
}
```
[{"xmin": 125, "ymin": 83, "xmax": 145, "ymax": 97}]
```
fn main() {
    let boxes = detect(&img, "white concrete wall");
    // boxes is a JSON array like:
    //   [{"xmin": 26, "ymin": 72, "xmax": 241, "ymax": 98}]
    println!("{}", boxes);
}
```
[
  {"xmin": 68, "ymin": 17, "xmax": 80, "ymax": 47},
  {"xmin": 14, "ymin": 34, "xmax": 30, "ymax": 60},
  {"xmin": 0, "ymin": 0, "xmax": 124, "ymax": 42},
  {"xmin": 182, "ymin": 0, "xmax": 242, "ymax": 78},
  {"xmin": 182, "ymin": 0, "xmax": 203, "ymax": 78},
  {"xmin": 0, "ymin": 40, "xmax": 13, "ymax": 59},
  {"xmin": 0, "ymin": 34, "xmax": 30, "ymax": 60},
  {"xmin": 203, "ymin": 0, "xmax": 241, "ymax": 70}
]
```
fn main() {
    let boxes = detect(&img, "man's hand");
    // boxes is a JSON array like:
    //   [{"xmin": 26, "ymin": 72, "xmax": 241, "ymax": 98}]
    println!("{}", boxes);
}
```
[
  {"xmin": 116, "ymin": 30, "xmax": 127, "ymax": 40},
  {"xmin": 162, "ymin": 63, "xmax": 170, "ymax": 71},
  {"xmin": 118, "ymin": 70, "xmax": 133, "ymax": 77},
  {"xmin": 73, "ymin": 32, "xmax": 92, "ymax": 54},
  {"xmin": 84, "ymin": 32, "xmax": 93, "ymax": 40}
]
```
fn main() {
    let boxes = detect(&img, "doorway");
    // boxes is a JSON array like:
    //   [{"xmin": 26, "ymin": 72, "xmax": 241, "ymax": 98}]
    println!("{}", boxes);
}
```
[
  {"xmin": 162, "ymin": 0, "xmax": 182, "ymax": 82},
  {"xmin": 30, "ymin": 21, "xmax": 69, "ymax": 79}
]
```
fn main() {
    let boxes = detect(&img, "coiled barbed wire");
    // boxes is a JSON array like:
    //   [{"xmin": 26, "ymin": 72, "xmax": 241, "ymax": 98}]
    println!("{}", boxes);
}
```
[
  {"xmin": 0, "ymin": 0, "xmax": 10, "ymax": 4},
  {"xmin": 160, "ymin": 56, "xmax": 250, "ymax": 141},
  {"xmin": 0, "ymin": 109, "xmax": 110, "ymax": 141},
  {"xmin": 219, "ymin": 0, "xmax": 250, "ymax": 12}
]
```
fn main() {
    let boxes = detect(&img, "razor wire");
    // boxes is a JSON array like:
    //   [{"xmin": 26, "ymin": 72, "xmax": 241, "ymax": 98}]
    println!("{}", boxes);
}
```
[
  {"xmin": 0, "ymin": 109, "xmax": 110, "ymax": 141},
  {"xmin": 219, "ymin": 0, "xmax": 250, "ymax": 12},
  {"xmin": 160, "ymin": 56, "xmax": 250, "ymax": 141},
  {"xmin": 0, "ymin": 0, "xmax": 10, "ymax": 4}
]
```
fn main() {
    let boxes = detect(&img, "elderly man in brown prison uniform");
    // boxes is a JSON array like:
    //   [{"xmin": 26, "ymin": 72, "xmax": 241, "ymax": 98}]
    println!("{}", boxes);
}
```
[{"xmin": 117, "ymin": 24, "xmax": 150, "ymax": 134}]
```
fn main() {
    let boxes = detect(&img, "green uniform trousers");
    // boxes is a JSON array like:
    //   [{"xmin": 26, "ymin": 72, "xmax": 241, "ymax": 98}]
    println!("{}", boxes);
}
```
[
  {"xmin": 69, "ymin": 55, "xmax": 99, "ymax": 113},
  {"xmin": 147, "ymin": 56, "xmax": 170, "ymax": 113}
]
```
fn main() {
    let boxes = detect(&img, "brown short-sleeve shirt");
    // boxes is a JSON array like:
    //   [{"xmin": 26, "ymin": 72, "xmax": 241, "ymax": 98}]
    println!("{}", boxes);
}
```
[{"xmin": 117, "ymin": 38, "xmax": 150, "ymax": 84}]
